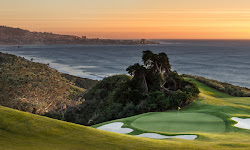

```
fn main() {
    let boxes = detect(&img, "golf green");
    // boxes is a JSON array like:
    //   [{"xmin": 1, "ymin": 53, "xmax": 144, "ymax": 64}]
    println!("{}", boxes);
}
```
[{"xmin": 131, "ymin": 112, "xmax": 226, "ymax": 133}]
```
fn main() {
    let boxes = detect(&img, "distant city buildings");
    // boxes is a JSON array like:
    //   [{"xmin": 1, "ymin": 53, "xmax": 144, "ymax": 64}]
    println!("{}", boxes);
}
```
[
  {"xmin": 140, "ymin": 39, "xmax": 146, "ymax": 44},
  {"xmin": 75, "ymin": 36, "xmax": 81, "ymax": 40},
  {"xmin": 82, "ymin": 36, "xmax": 87, "ymax": 40}
]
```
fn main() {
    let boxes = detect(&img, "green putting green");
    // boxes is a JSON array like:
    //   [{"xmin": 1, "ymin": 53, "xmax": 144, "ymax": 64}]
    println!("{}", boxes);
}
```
[{"xmin": 131, "ymin": 112, "xmax": 226, "ymax": 133}]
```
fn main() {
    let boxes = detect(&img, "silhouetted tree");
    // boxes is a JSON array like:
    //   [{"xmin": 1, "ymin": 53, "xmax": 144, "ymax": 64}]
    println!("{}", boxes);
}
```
[
  {"xmin": 126, "ymin": 63, "xmax": 148, "ymax": 93},
  {"xmin": 130, "ymin": 50, "xmax": 172, "ymax": 92}
]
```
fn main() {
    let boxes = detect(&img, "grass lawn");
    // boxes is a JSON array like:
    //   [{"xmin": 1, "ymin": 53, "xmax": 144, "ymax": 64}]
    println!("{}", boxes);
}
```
[
  {"xmin": 1, "ymin": 78, "xmax": 249, "ymax": 149},
  {"xmin": 0, "ymin": 105, "xmax": 207, "ymax": 150},
  {"xmin": 131, "ymin": 112, "xmax": 226, "ymax": 133},
  {"xmin": 93, "ymin": 78, "xmax": 250, "ymax": 149}
]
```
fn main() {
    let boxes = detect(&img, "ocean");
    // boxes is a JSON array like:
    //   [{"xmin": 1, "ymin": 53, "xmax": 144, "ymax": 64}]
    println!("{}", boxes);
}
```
[{"xmin": 1, "ymin": 40, "xmax": 250, "ymax": 88}]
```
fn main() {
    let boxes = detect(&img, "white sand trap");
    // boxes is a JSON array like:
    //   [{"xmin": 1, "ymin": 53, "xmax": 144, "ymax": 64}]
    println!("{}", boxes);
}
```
[
  {"xmin": 136, "ymin": 133, "xmax": 197, "ymax": 140},
  {"xmin": 97, "ymin": 122, "xmax": 133, "ymax": 134},
  {"xmin": 232, "ymin": 117, "xmax": 250, "ymax": 129},
  {"xmin": 97, "ymin": 122, "xmax": 197, "ymax": 140}
]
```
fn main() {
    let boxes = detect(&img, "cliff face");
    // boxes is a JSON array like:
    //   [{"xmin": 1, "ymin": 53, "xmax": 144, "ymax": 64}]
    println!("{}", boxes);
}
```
[{"xmin": 0, "ymin": 52, "xmax": 97, "ymax": 114}]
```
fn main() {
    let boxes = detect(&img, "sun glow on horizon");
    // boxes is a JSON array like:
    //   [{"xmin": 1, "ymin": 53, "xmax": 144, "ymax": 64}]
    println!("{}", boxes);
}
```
[{"xmin": 1, "ymin": 0, "xmax": 250, "ymax": 39}]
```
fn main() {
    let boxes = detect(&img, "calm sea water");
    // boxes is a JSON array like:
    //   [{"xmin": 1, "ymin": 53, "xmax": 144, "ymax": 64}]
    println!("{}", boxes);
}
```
[{"xmin": 1, "ymin": 40, "xmax": 250, "ymax": 88}]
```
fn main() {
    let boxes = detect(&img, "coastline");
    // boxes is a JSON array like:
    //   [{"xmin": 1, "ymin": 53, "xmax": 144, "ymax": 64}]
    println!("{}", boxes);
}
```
[
  {"xmin": 1, "ymin": 42, "xmax": 250, "ymax": 88},
  {"xmin": 0, "ymin": 42, "xmax": 161, "ymax": 46},
  {"xmin": 0, "ymin": 26, "xmax": 160, "ymax": 46}
]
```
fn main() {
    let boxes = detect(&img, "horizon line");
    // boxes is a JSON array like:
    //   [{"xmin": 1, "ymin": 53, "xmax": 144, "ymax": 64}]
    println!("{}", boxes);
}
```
[{"xmin": 2, "ymin": 25, "xmax": 250, "ymax": 40}]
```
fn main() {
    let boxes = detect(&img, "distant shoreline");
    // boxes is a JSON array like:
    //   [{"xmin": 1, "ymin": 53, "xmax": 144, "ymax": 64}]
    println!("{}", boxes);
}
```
[
  {"xmin": 0, "ymin": 39, "xmax": 161, "ymax": 46},
  {"xmin": 0, "ymin": 26, "xmax": 160, "ymax": 46},
  {"xmin": 0, "ymin": 42, "xmax": 161, "ymax": 46}
]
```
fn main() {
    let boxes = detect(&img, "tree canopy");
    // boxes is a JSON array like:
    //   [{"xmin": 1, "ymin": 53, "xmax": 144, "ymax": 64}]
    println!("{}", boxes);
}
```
[
  {"xmin": 62, "ymin": 50, "xmax": 200, "ymax": 125},
  {"xmin": 127, "ymin": 50, "xmax": 174, "ymax": 93}
]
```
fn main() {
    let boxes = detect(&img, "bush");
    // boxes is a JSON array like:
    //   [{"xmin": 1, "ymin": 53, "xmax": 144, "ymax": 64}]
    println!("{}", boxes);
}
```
[
  {"xmin": 61, "ymin": 73, "xmax": 98, "ymax": 89},
  {"xmin": 143, "ymin": 91, "xmax": 170, "ymax": 112},
  {"xmin": 44, "ymin": 111, "xmax": 64, "ymax": 120},
  {"xmin": 119, "ymin": 102, "xmax": 137, "ymax": 117}
]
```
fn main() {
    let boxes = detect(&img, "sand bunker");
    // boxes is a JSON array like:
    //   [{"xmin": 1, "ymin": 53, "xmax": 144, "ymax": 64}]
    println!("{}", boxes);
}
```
[
  {"xmin": 97, "ymin": 122, "xmax": 197, "ymax": 140},
  {"xmin": 97, "ymin": 122, "xmax": 133, "ymax": 134},
  {"xmin": 136, "ymin": 133, "xmax": 197, "ymax": 140},
  {"xmin": 232, "ymin": 117, "xmax": 250, "ymax": 129}
]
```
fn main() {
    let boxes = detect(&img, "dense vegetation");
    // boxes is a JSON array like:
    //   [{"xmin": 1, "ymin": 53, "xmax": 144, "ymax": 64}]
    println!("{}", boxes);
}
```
[
  {"xmin": 183, "ymin": 74, "xmax": 250, "ymax": 97},
  {"xmin": 65, "ymin": 51, "xmax": 200, "ymax": 125},
  {"xmin": 61, "ymin": 73, "xmax": 98, "ymax": 89},
  {"xmin": 0, "ymin": 52, "xmax": 87, "ymax": 114}
]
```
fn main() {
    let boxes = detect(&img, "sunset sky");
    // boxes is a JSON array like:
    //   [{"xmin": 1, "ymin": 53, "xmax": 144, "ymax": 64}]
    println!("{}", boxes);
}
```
[{"xmin": 1, "ymin": 0, "xmax": 250, "ymax": 39}]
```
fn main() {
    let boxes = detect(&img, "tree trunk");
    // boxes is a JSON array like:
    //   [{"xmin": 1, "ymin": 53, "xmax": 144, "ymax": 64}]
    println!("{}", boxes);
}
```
[
  {"xmin": 155, "ymin": 62, "xmax": 160, "ymax": 73},
  {"xmin": 172, "ymin": 79, "xmax": 177, "ymax": 90},
  {"xmin": 141, "ymin": 74, "xmax": 148, "ymax": 93}
]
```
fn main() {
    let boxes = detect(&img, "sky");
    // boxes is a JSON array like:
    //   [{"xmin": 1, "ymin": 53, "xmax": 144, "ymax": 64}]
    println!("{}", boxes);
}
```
[{"xmin": 1, "ymin": 0, "xmax": 250, "ymax": 39}]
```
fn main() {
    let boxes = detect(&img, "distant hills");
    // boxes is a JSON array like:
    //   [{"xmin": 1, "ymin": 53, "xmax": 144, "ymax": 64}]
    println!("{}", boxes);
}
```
[
  {"xmin": 0, "ymin": 26, "xmax": 159, "ymax": 45},
  {"xmin": 0, "ymin": 26, "xmax": 80, "ymax": 45}
]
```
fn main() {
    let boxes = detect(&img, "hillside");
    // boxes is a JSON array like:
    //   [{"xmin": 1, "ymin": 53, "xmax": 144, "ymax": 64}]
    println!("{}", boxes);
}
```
[
  {"xmin": 183, "ymin": 74, "xmax": 250, "ymax": 97},
  {"xmin": 0, "ymin": 105, "xmax": 207, "ymax": 150},
  {"xmin": 0, "ymin": 78, "xmax": 249, "ymax": 149},
  {"xmin": 0, "ymin": 26, "xmax": 80, "ymax": 45},
  {"xmin": 0, "ymin": 52, "xmax": 96, "ymax": 114},
  {"xmin": 0, "ymin": 51, "xmax": 249, "ymax": 149},
  {"xmin": 0, "ymin": 26, "xmax": 159, "ymax": 45},
  {"xmin": 61, "ymin": 73, "xmax": 98, "ymax": 89}
]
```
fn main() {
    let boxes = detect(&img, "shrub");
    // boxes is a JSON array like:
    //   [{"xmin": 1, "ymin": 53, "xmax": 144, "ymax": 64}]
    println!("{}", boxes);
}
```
[{"xmin": 143, "ymin": 91, "xmax": 170, "ymax": 112}]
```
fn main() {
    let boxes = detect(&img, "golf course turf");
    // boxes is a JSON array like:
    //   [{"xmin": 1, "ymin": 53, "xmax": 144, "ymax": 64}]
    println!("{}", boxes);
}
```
[
  {"xmin": 93, "ymin": 78, "xmax": 250, "ymax": 149},
  {"xmin": 1, "ymin": 78, "xmax": 249, "ymax": 149},
  {"xmin": 0, "ymin": 105, "xmax": 203, "ymax": 150},
  {"xmin": 131, "ymin": 112, "xmax": 226, "ymax": 133}
]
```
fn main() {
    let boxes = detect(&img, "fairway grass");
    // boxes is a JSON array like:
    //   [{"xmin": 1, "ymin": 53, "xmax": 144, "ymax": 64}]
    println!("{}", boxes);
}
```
[
  {"xmin": 1, "ymin": 78, "xmax": 250, "ymax": 149},
  {"xmin": 0, "ymin": 105, "xmax": 208, "ymax": 150},
  {"xmin": 93, "ymin": 78, "xmax": 250, "ymax": 149},
  {"xmin": 131, "ymin": 112, "xmax": 226, "ymax": 133}
]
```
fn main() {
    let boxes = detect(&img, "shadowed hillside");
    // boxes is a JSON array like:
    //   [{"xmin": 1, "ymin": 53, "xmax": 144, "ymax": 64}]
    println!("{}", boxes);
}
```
[{"xmin": 61, "ymin": 73, "xmax": 98, "ymax": 89}]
